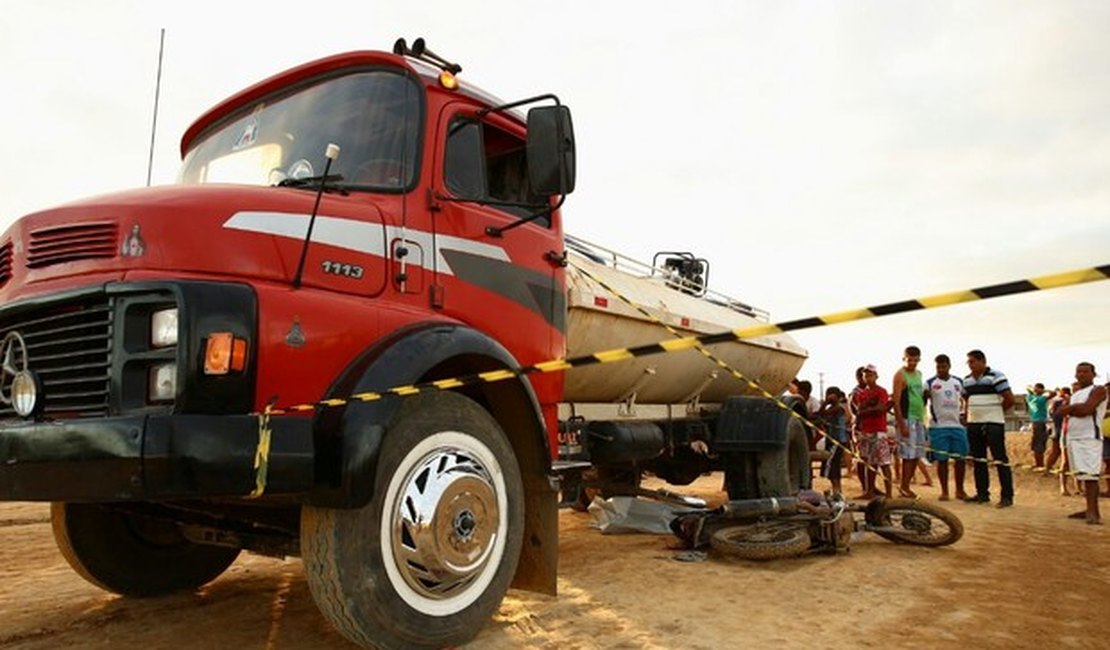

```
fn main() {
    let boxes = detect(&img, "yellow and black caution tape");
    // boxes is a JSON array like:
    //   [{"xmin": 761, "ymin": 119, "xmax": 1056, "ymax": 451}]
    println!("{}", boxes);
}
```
[
  {"xmin": 266, "ymin": 262, "xmax": 1110, "ymax": 415},
  {"xmin": 248, "ymin": 404, "xmax": 274, "ymax": 498},
  {"xmin": 248, "ymin": 261, "xmax": 1110, "ymax": 493}
]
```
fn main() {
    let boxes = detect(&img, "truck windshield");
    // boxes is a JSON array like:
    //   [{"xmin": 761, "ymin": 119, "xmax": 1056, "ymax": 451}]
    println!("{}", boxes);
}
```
[{"xmin": 178, "ymin": 70, "xmax": 421, "ymax": 191}]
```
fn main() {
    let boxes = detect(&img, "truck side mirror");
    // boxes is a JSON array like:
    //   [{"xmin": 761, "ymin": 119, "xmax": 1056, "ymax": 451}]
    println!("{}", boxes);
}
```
[{"xmin": 527, "ymin": 105, "xmax": 576, "ymax": 196}]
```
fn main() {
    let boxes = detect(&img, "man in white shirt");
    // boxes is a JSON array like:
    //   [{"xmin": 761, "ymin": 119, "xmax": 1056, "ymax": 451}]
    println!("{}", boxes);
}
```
[
  {"xmin": 923, "ymin": 354, "xmax": 968, "ymax": 501},
  {"xmin": 1059, "ymin": 362, "xmax": 1107, "ymax": 525}
]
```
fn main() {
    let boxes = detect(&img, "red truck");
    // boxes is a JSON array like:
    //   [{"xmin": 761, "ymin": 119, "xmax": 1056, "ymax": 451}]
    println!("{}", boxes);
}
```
[{"xmin": 0, "ymin": 39, "xmax": 809, "ymax": 648}]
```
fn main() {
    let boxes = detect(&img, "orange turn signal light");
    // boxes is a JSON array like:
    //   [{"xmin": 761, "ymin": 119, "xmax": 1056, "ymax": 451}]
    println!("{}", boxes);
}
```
[
  {"xmin": 204, "ymin": 332, "xmax": 248, "ymax": 375},
  {"xmin": 439, "ymin": 70, "xmax": 459, "ymax": 90}
]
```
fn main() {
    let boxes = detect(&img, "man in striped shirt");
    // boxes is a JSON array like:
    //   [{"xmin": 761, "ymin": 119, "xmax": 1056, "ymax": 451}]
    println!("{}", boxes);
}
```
[{"xmin": 963, "ymin": 349, "xmax": 1015, "ymax": 507}]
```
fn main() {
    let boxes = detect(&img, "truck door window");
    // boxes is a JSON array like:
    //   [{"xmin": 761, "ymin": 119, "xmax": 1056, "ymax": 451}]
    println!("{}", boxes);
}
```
[
  {"xmin": 444, "ymin": 121, "xmax": 485, "ymax": 199},
  {"xmin": 444, "ymin": 118, "xmax": 548, "ymax": 225}
]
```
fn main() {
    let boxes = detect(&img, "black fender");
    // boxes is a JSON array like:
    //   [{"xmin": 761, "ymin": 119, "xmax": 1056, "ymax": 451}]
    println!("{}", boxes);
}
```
[
  {"xmin": 309, "ymin": 321, "xmax": 551, "ymax": 509},
  {"xmin": 717, "ymin": 395, "xmax": 810, "ymax": 499},
  {"xmin": 714, "ymin": 395, "xmax": 806, "ymax": 451}
]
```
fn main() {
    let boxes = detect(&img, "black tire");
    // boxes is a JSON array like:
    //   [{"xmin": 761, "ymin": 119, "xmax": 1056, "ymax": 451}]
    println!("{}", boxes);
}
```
[
  {"xmin": 724, "ymin": 453, "xmax": 758, "ymax": 500},
  {"xmin": 710, "ymin": 522, "xmax": 811, "ymax": 560},
  {"xmin": 301, "ymin": 391, "xmax": 524, "ymax": 650},
  {"xmin": 755, "ymin": 415, "xmax": 811, "ymax": 497},
  {"xmin": 51, "ymin": 502, "xmax": 240, "ymax": 596},
  {"xmin": 866, "ymin": 498, "xmax": 964, "ymax": 547}
]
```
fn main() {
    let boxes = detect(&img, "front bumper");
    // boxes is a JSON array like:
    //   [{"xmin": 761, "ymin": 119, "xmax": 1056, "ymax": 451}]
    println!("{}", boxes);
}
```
[{"xmin": 0, "ymin": 414, "xmax": 314, "ymax": 501}]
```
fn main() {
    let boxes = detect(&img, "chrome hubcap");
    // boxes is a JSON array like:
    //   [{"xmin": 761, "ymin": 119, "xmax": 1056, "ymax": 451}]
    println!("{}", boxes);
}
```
[{"xmin": 390, "ymin": 446, "xmax": 500, "ymax": 600}]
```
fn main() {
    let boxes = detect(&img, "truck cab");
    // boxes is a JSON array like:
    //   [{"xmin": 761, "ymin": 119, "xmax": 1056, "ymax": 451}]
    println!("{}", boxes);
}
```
[{"xmin": 0, "ymin": 40, "xmax": 574, "ymax": 649}]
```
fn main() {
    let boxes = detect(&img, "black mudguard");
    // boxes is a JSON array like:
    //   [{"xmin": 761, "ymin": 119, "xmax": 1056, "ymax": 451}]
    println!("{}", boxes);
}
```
[{"xmin": 308, "ymin": 322, "xmax": 550, "ymax": 508}]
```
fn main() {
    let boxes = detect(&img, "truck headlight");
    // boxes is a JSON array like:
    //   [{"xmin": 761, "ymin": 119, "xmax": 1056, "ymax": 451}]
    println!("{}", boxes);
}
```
[
  {"xmin": 149, "ymin": 363, "xmax": 177, "ymax": 402},
  {"xmin": 151, "ymin": 308, "xmax": 178, "ymax": 348}
]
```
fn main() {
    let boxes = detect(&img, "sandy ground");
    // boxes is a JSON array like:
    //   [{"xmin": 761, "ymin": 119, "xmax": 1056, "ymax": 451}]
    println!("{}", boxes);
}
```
[{"xmin": 1, "ymin": 433, "xmax": 1107, "ymax": 650}]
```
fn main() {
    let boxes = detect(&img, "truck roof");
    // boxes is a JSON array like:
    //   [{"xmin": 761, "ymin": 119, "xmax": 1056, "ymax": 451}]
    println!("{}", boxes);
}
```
[{"xmin": 180, "ymin": 48, "xmax": 518, "ymax": 158}]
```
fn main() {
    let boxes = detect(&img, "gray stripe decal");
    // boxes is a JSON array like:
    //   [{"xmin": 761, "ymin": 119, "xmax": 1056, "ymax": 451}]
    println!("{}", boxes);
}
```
[{"xmin": 441, "ymin": 248, "xmax": 565, "ymax": 331}]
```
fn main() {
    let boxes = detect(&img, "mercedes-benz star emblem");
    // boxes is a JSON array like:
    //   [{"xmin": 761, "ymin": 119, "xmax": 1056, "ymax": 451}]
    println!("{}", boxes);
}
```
[{"xmin": 0, "ymin": 331, "xmax": 30, "ymax": 406}]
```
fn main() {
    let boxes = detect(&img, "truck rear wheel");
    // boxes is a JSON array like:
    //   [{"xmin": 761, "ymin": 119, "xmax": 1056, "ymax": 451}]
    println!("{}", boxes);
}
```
[
  {"xmin": 755, "ymin": 415, "xmax": 811, "ymax": 496},
  {"xmin": 301, "ymin": 391, "xmax": 524, "ymax": 650},
  {"xmin": 51, "ymin": 502, "xmax": 240, "ymax": 596}
]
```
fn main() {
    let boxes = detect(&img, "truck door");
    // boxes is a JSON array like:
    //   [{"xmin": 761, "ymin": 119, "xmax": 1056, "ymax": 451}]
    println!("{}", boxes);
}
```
[{"xmin": 430, "ymin": 103, "xmax": 566, "ymax": 365}]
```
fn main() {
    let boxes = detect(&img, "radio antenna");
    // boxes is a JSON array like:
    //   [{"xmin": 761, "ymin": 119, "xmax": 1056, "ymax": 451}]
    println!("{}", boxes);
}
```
[{"xmin": 146, "ymin": 28, "xmax": 166, "ymax": 187}]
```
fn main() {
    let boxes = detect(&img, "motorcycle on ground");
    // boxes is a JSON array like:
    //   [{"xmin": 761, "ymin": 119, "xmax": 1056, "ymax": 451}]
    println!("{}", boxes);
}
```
[{"xmin": 671, "ymin": 490, "xmax": 963, "ymax": 560}]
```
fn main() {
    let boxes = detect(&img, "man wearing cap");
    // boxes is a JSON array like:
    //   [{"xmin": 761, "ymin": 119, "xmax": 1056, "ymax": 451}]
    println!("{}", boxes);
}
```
[
  {"xmin": 962, "ymin": 349, "xmax": 1015, "ymax": 507},
  {"xmin": 852, "ymin": 365, "xmax": 893, "ymax": 499}
]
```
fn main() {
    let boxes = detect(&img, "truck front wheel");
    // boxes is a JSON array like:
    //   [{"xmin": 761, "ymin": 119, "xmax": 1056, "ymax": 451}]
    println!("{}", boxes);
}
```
[
  {"xmin": 51, "ymin": 502, "xmax": 240, "ymax": 596},
  {"xmin": 301, "ymin": 391, "xmax": 524, "ymax": 649}
]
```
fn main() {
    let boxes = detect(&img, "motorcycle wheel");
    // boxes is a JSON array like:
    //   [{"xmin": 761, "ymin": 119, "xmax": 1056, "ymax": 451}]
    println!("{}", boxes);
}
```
[
  {"xmin": 710, "ymin": 522, "xmax": 811, "ymax": 560},
  {"xmin": 866, "ymin": 498, "xmax": 964, "ymax": 547}
]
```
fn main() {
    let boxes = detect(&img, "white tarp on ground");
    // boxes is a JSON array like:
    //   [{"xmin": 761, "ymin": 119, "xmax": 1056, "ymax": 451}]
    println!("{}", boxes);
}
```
[{"xmin": 587, "ymin": 496, "xmax": 682, "ymax": 534}]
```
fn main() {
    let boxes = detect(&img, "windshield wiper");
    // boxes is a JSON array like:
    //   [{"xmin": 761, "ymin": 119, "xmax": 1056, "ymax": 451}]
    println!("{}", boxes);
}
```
[{"xmin": 276, "ymin": 174, "xmax": 350, "ymax": 195}]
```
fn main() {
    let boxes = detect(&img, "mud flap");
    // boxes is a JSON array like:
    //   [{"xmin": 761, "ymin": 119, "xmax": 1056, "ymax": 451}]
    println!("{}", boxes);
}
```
[{"xmin": 511, "ymin": 473, "xmax": 559, "ymax": 595}]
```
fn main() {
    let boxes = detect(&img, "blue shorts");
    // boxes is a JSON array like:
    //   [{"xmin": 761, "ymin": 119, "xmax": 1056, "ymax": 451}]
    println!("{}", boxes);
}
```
[{"xmin": 929, "ymin": 426, "xmax": 969, "ymax": 462}]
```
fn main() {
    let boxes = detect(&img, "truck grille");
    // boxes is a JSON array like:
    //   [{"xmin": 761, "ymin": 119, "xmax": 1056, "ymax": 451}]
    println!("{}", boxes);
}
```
[
  {"xmin": 27, "ymin": 222, "xmax": 118, "ymax": 268},
  {"xmin": 0, "ymin": 296, "xmax": 113, "ymax": 418},
  {"xmin": 0, "ymin": 241, "xmax": 11, "ymax": 287}
]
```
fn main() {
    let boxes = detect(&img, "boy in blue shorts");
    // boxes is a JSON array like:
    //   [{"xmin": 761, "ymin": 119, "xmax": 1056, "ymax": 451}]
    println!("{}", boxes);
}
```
[{"xmin": 923, "ymin": 354, "xmax": 969, "ymax": 501}]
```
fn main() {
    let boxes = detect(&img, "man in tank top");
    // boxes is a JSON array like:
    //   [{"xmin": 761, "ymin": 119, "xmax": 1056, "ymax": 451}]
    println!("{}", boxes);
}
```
[
  {"xmin": 892, "ymin": 345, "xmax": 932, "ymax": 498},
  {"xmin": 1059, "ymin": 362, "xmax": 1107, "ymax": 525}
]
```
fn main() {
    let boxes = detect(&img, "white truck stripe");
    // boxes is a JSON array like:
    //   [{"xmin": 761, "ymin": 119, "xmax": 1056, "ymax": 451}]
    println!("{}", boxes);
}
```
[{"xmin": 223, "ymin": 211, "xmax": 511, "ymax": 276}]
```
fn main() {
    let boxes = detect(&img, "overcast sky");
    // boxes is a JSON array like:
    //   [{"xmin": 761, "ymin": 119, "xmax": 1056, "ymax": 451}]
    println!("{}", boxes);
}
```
[{"xmin": 1, "ymin": 1, "xmax": 1108, "ymax": 393}]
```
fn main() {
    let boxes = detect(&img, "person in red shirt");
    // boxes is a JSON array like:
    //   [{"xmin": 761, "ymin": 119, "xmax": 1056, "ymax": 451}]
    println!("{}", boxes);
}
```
[{"xmin": 852, "ymin": 364, "xmax": 893, "ymax": 499}]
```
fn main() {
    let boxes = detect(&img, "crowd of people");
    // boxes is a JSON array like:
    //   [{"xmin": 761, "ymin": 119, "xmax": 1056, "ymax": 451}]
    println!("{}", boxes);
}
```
[{"xmin": 788, "ymin": 348, "xmax": 1109, "ymax": 525}]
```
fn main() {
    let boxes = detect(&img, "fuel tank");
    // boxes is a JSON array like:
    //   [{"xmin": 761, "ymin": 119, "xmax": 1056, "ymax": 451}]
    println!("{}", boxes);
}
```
[{"xmin": 563, "ymin": 237, "xmax": 807, "ymax": 405}]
